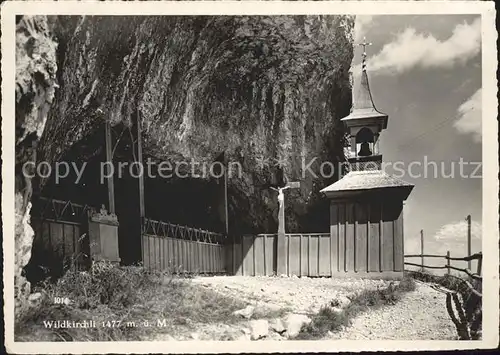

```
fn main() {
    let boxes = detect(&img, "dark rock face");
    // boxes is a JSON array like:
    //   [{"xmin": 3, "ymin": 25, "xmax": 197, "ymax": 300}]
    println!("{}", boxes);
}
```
[
  {"xmin": 15, "ymin": 15, "xmax": 58, "ymax": 303},
  {"xmin": 35, "ymin": 15, "xmax": 354, "ymax": 236}
]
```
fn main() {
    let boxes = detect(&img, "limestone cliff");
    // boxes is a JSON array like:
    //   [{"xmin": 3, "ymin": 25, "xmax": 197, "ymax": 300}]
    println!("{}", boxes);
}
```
[
  {"xmin": 16, "ymin": 15, "xmax": 354, "ymax": 281},
  {"xmin": 15, "ymin": 15, "xmax": 58, "ymax": 301},
  {"xmin": 37, "ymin": 15, "xmax": 353, "ymax": 234}
]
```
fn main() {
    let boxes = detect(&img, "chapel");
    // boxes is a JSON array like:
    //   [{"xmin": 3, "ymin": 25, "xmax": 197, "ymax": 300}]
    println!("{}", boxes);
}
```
[{"xmin": 320, "ymin": 38, "xmax": 414, "ymax": 278}]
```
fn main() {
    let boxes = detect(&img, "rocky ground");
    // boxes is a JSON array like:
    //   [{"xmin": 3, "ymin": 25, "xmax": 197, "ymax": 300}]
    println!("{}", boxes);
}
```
[
  {"xmin": 328, "ymin": 281, "xmax": 458, "ymax": 340},
  {"xmin": 191, "ymin": 275, "xmax": 389, "ymax": 315},
  {"xmin": 153, "ymin": 276, "xmax": 457, "ymax": 341}
]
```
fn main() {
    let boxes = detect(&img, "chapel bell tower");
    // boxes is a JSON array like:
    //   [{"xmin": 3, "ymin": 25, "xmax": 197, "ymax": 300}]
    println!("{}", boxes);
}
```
[
  {"xmin": 343, "ymin": 37, "xmax": 388, "ymax": 171},
  {"xmin": 320, "ymin": 37, "xmax": 414, "ymax": 279}
]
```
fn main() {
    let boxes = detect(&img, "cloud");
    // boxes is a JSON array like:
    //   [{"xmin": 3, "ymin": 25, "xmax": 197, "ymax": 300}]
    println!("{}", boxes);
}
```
[
  {"xmin": 354, "ymin": 15, "xmax": 374, "ymax": 42},
  {"xmin": 405, "ymin": 220, "xmax": 482, "ymax": 274},
  {"xmin": 433, "ymin": 220, "xmax": 482, "ymax": 241},
  {"xmin": 366, "ymin": 17, "xmax": 481, "ymax": 74},
  {"xmin": 453, "ymin": 88, "xmax": 482, "ymax": 142}
]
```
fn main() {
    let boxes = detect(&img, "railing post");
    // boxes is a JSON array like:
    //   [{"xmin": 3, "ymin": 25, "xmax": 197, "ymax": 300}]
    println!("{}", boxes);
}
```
[
  {"xmin": 136, "ymin": 111, "xmax": 146, "ymax": 268},
  {"xmin": 420, "ymin": 229, "xmax": 424, "ymax": 272},
  {"xmin": 476, "ymin": 252, "xmax": 482, "ymax": 276},
  {"xmin": 104, "ymin": 121, "xmax": 115, "ymax": 214},
  {"xmin": 446, "ymin": 250, "xmax": 451, "ymax": 275},
  {"xmin": 276, "ymin": 191, "xmax": 287, "ymax": 276},
  {"xmin": 466, "ymin": 214, "xmax": 472, "ymax": 270},
  {"xmin": 224, "ymin": 163, "xmax": 229, "ymax": 235}
]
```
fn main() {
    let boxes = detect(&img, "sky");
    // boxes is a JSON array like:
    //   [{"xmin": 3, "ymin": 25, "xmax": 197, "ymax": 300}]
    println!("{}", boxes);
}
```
[{"xmin": 351, "ymin": 15, "xmax": 482, "ymax": 270}]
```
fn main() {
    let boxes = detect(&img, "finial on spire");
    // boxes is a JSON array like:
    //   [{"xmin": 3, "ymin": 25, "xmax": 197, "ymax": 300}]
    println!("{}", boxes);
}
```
[
  {"xmin": 357, "ymin": 36, "xmax": 372, "ymax": 72},
  {"xmin": 342, "ymin": 35, "xmax": 387, "ymax": 127}
]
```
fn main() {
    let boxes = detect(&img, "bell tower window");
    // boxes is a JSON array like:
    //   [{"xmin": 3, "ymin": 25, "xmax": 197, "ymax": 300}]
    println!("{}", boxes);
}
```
[
  {"xmin": 341, "ymin": 35, "xmax": 387, "ymax": 170},
  {"xmin": 356, "ymin": 127, "xmax": 375, "ymax": 157}
]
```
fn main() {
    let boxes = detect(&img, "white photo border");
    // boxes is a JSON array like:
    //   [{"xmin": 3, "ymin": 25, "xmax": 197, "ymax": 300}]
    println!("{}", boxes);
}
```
[{"xmin": 2, "ymin": 1, "xmax": 498, "ymax": 353}]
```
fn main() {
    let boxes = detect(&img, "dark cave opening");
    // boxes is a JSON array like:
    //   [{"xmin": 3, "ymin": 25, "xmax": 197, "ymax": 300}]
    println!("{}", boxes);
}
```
[
  {"xmin": 25, "ymin": 120, "xmax": 336, "ymax": 285},
  {"xmin": 142, "ymin": 168, "xmax": 226, "ymax": 231},
  {"xmin": 26, "ymin": 114, "xmax": 336, "ymax": 281},
  {"xmin": 28, "ymin": 122, "xmax": 228, "ymax": 273},
  {"xmin": 115, "ymin": 158, "xmax": 227, "ymax": 265}
]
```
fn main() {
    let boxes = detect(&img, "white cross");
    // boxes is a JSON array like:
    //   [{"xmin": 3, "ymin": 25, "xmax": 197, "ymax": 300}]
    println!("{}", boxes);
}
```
[{"xmin": 357, "ymin": 36, "xmax": 372, "ymax": 71}]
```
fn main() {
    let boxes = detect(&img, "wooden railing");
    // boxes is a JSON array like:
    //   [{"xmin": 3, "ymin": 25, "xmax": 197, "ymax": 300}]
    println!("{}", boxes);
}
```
[
  {"xmin": 404, "ymin": 252, "xmax": 482, "ymax": 280},
  {"xmin": 404, "ymin": 252, "xmax": 483, "ymax": 298},
  {"xmin": 141, "ymin": 217, "xmax": 226, "ymax": 273},
  {"xmin": 229, "ymin": 233, "xmax": 344, "ymax": 277},
  {"xmin": 29, "ymin": 197, "xmax": 93, "ymax": 276},
  {"xmin": 404, "ymin": 252, "xmax": 483, "ymax": 340},
  {"xmin": 141, "ymin": 217, "xmax": 226, "ymax": 244},
  {"xmin": 31, "ymin": 196, "xmax": 94, "ymax": 224}
]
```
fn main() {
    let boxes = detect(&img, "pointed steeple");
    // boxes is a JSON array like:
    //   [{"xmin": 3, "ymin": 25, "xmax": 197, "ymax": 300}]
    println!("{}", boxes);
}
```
[
  {"xmin": 342, "ymin": 37, "xmax": 388, "ymax": 127},
  {"xmin": 339, "ymin": 37, "xmax": 390, "ymax": 170},
  {"xmin": 320, "ymin": 37, "xmax": 414, "ymax": 282}
]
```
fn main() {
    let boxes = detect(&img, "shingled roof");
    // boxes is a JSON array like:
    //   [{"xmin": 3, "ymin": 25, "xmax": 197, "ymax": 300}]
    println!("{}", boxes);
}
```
[
  {"xmin": 320, "ymin": 170, "xmax": 414, "ymax": 195},
  {"xmin": 342, "ymin": 64, "xmax": 388, "ymax": 124}
]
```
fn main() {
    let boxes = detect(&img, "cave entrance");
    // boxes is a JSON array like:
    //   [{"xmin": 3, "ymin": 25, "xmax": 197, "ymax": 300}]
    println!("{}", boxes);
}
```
[
  {"xmin": 26, "ymin": 123, "xmax": 108, "ymax": 283},
  {"xmin": 104, "ymin": 113, "xmax": 229, "ymax": 268},
  {"xmin": 110, "ymin": 113, "xmax": 229, "ymax": 271},
  {"xmin": 138, "ymin": 150, "xmax": 229, "ymax": 272},
  {"xmin": 27, "ymin": 111, "xmax": 230, "ymax": 280}
]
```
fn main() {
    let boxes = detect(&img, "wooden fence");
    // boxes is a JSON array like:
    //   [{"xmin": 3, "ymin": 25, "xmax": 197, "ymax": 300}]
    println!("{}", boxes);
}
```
[
  {"xmin": 29, "ymin": 197, "xmax": 93, "ymax": 275},
  {"xmin": 228, "ymin": 233, "xmax": 336, "ymax": 276},
  {"xmin": 141, "ymin": 218, "xmax": 226, "ymax": 273},
  {"xmin": 404, "ymin": 252, "xmax": 483, "ymax": 281},
  {"xmin": 404, "ymin": 252, "xmax": 483, "ymax": 340},
  {"xmin": 404, "ymin": 251, "xmax": 483, "ymax": 301}
]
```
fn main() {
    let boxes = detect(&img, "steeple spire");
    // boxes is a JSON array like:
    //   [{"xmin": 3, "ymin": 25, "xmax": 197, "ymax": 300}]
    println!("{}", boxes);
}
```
[
  {"xmin": 340, "ymin": 35, "xmax": 389, "ymax": 170},
  {"xmin": 359, "ymin": 36, "xmax": 372, "ymax": 73},
  {"xmin": 342, "ymin": 36, "xmax": 387, "ymax": 125}
]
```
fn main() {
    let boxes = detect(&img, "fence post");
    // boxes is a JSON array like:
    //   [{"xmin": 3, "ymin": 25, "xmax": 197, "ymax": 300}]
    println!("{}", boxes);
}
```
[
  {"xmin": 476, "ymin": 252, "xmax": 482, "ymax": 276},
  {"xmin": 466, "ymin": 214, "xmax": 472, "ymax": 270},
  {"xmin": 136, "ymin": 111, "xmax": 146, "ymax": 268},
  {"xmin": 420, "ymin": 229, "xmax": 424, "ymax": 271},
  {"xmin": 104, "ymin": 121, "xmax": 115, "ymax": 214},
  {"xmin": 224, "ymin": 167, "xmax": 229, "ymax": 235},
  {"xmin": 276, "ymin": 191, "xmax": 287, "ymax": 276},
  {"xmin": 446, "ymin": 250, "xmax": 451, "ymax": 275}
]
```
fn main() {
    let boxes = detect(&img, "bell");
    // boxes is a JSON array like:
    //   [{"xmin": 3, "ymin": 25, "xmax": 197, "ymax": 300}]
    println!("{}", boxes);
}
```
[{"xmin": 358, "ymin": 142, "xmax": 372, "ymax": 156}]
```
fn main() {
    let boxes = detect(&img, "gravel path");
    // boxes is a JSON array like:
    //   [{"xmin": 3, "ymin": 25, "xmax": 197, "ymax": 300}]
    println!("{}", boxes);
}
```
[
  {"xmin": 164, "ymin": 276, "xmax": 458, "ymax": 340},
  {"xmin": 191, "ymin": 275, "xmax": 389, "ymax": 315},
  {"xmin": 328, "ymin": 282, "xmax": 458, "ymax": 340}
]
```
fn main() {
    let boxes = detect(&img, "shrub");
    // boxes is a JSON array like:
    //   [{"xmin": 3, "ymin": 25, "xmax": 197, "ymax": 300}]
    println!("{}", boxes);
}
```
[
  {"xmin": 397, "ymin": 277, "xmax": 417, "ymax": 292},
  {"xmin": 15, "ymin": 261, "xmax": 167, "ymax": 341},
  {"xmin": 405, "ymin": 270, "xmax": 482, "ymax": 340},
  {"xmin": 297, "ymin": 276, "xmax": 417, "ymax": 340},
  {"xmin": 15, "ymin": 261, "xmax": 246, "ymax": 341},
  {"xmin": 54, "ymin": 262, "xmax": 158, "ymax": 310},
  {"xmin": 296, "ymin": 306, "xmax": 348, "ymax": 339}
]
